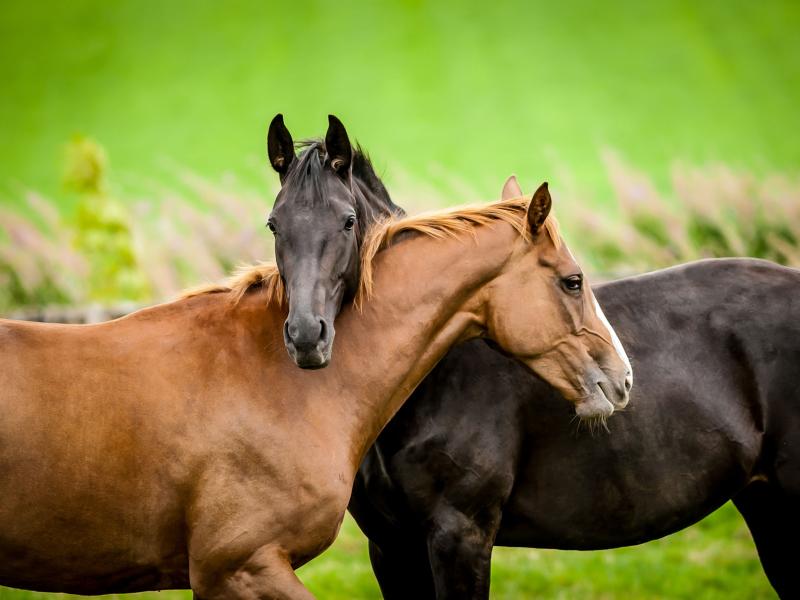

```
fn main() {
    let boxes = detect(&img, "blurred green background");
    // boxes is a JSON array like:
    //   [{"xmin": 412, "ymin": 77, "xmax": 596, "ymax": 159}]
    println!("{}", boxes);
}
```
[
  {"xmin": 0, "ymin": 0, "xmax": 796, "ymax": 597},
  {"xmin": 1, "ymin": 0, "xmax": 798, "ymax": 208}
]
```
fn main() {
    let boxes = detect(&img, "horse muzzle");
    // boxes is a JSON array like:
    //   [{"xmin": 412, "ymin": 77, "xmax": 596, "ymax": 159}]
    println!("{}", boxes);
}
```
[
  {"xmin": 284, "ymin": 315, "xmax": 334, "ymax": 369},
  {"xmin": 574, "ymin": 369, "xmax": 631, "ymax": 419}
]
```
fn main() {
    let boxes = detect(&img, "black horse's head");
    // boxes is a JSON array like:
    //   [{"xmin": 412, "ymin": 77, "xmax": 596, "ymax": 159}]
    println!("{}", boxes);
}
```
[{"xmin": 267, "ymin": 114, "xmax": 403, "ymax": 369}]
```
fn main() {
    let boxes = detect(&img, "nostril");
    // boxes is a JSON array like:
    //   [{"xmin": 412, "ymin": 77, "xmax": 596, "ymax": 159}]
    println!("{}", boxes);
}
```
[
  {"xmin": 318, "ymin": 319, "xmax": 327, "ymax": 343},
  {"xmin": 285, "ymin": 321, "xmax": 298, "ymax": 344},
  {"xmin": 624, "ymin": 373, "xmax": 633, "ymax": 392}
]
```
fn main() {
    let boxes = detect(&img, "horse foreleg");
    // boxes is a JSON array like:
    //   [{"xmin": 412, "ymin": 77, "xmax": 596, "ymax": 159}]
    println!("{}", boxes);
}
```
[
  {"xmin": 425, "ymin": 505, "xmax": 500, "ymax": 600},
  {"xmin": 368, "ymin": 538, "xmax": 435, "ymax": 600},
  {"xmin": 734, "ymin": 481, "xmax": 800, "ymax": 599},
  {"xmin": 190, "ymin": 546, "xmax": 315, "ymax": 600}
]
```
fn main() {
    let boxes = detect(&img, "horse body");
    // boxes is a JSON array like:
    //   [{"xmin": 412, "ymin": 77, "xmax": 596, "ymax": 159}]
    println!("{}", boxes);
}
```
[{"xmin": 351, "ymin": 258, "xmax": 800, "ymax": 598}]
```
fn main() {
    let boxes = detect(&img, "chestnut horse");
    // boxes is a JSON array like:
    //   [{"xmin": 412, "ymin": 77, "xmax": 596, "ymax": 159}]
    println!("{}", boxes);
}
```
[{"xmin": 0, "ymin": 191, "xmax": 629, "ymax": 598}]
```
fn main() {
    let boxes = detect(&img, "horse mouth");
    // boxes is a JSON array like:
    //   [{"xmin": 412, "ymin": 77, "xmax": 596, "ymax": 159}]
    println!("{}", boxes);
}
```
[
  {"xmin": 296, "ymin": 356, "xmax": 329, "ymax": 370},
  {"xmin": 598, "ymin": 379, "xmax": 629, "ymax": 410},
  {"xmin": 288, "ymin": 346, "xmax": 331, "ymax": 370},
  {"xmin": 574, "ymin": 388, "xmax": 615, "ymax": 420}
]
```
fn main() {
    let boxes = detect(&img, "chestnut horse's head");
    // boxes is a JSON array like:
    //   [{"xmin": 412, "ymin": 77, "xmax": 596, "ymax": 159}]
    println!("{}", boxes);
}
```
[
  {"xmin": 485, "ymin": 177, "xmax": 632, "ymax": 419},
  {"xmin": 267, "ymin": 114, "xmax": 402, "ymax": 369}
]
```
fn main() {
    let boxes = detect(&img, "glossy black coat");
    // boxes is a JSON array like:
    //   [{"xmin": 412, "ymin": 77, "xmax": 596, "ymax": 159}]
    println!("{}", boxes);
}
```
[{"xmin": 350, "ymin": 258, "xmax": 800, "ymax": 599}]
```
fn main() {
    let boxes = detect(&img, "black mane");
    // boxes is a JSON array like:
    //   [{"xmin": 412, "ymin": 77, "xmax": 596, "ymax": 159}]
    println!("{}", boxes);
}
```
[{"xmin": 285, "ymin": 139, "xmax": 404, "ymax": 221}]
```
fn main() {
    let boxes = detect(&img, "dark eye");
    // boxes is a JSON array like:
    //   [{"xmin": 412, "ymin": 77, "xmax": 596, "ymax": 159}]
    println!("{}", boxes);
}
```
[
  {"xmin": 266, "ymin": 221, "xmax": 277, "ymax": 235},
  {"xmin": 562, "ymin": 274, "xmax": 583, "ymax": 293},
  {"xmin": 344, "ymin": 215, "xmax": 357, "ymax": 231}
]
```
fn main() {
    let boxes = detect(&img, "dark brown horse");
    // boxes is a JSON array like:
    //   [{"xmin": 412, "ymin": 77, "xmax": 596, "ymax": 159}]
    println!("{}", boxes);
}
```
[
  {"xmin": 349, "ymin": 180, "xmax": 800, "ymax": 599},
  {"xmin": 0, "ymin": 192, "xmax": 630, "ymax": 598},
  {"xmin": 267, "ymin": 114, "xmax": 403, "ymax": 368}
]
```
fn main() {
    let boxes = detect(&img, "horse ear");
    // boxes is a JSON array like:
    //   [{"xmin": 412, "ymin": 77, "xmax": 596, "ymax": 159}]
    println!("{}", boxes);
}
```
[
  {"xmin": 325, "ymin": 114, "xmax": 352, "ymax": 176},
  {"xmin": 527, "ymin": 182, "xmax": 552, "ymax": 236},
  {"xmin": 267, "ymin": 114, "xmax": 295, "ymax": 180},
  {"xmin": 501, "ymin": 175, "xmax": 523, "ymax": 200}
]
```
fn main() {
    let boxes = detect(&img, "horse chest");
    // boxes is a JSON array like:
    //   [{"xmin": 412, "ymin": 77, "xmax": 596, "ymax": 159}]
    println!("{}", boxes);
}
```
[{"xmin": 186, "ymin": 429, "xmax": 354, "ymax": 564}]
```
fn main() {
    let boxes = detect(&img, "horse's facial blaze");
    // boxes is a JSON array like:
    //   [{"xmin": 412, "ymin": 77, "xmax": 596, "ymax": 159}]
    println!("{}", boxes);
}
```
[{"xmin": 486, "ymin": 186, "xmax": 632, "ymax": 420}]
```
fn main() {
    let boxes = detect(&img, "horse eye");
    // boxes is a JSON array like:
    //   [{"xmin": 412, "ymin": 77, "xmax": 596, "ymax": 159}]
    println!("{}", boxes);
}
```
[
  {"xmin": 344, "ymin": 215, "xmax": 357, "ymax": 231},
  {"xmin": 267, "ymin": 221, "xmax": 277, "ymax": 235},
  {"xmin": 562, "ymin": 275, "xmax": 583, "ymax": 293}
]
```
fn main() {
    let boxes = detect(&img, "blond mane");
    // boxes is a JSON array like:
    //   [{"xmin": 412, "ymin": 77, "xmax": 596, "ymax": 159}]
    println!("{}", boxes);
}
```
[
  {"xmin": 180, "ymin": 262, "xmax": 285, "ymax": 306},
  {"xmin": 355, "ymin": 195, "xmax": 560, "ymax": 308},
  {"xmin": 180, "ymin": 195, "xmax": 560, "ymax": 309}
]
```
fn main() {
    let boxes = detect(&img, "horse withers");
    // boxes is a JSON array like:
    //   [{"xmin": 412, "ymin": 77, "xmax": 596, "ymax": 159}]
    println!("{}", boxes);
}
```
[{"xmin": 0, "ymin": 190, "xmax": 629, "ymax": 598}]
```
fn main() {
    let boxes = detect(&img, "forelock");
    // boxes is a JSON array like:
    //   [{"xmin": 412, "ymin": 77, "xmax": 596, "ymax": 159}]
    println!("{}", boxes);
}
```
[{"xmin": 281, "ymin": 141, "xmax": 329, "ymax": 206}]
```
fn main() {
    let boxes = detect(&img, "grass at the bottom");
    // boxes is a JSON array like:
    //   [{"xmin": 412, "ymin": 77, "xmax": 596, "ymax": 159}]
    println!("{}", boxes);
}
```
[
  {"xmin": 489, "ymin": 502, "xmax": 775, "ymax": 600},
  {"xmin": 0, "ymin": 502, "xmax": 775, "ymax": 600}
]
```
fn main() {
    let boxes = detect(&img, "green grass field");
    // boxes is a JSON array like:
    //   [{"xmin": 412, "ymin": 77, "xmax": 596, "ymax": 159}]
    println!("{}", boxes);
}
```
[
  {"xmin": 1, "ymin": 1, "xmax": 799, "ymax": 209},
  {"xmin": 0, "ymin": 505, "xmax": 775, "ymax": 599}
]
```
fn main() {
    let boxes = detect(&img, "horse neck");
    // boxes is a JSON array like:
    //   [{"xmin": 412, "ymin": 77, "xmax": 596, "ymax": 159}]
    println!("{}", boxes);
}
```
[{"xmin": 329, "ymin": 220, "xmax": 521, "ymax": 468}]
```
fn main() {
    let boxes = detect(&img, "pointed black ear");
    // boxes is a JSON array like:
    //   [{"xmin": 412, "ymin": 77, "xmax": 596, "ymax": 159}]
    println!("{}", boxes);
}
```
[
  {"xmin": 325, "ymin": 114, "xmax": 352, "ymax": 176},
  {"xmin": 527, "ymin": 182, "xmax": 552, "ymax": 236},
  {"xmin": 267, "ymin": 114, "xmax": 295, "ymax": 180}
]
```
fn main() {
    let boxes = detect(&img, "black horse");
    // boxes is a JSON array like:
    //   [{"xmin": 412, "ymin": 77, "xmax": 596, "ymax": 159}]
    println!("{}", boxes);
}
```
[
  {"xmin": 266, "ymin": 114, "xmax": 403, "ymax": 368},
  {"xmin": 349, "ymin": 257, "xmax": 800, "ymax": 599}
]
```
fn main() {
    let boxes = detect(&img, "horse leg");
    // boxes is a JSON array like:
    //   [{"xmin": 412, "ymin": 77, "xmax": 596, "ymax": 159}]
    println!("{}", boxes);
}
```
[
  {"xmin": 190, "ymin": 546, "xmax": 315, "ymax": 600},
  {"xmin": 426, "ymin": 505, "xmax": 499, "ymax": 600},
  {"xmin": 368, "ymin": 538, "xmax": 435, "ymax": 600},
  {"xmin": 734, "ymin": 481, "xmax": 800, "ymax": 599}
]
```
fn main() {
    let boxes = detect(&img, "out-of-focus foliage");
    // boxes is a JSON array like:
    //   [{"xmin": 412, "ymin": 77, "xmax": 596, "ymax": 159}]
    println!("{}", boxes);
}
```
[
  {"xmin": 63, "ymin": 136, "xmax": 107, "ymax": 195},
  {"xmin": 569, "ymin": 152, "xmax": 800, "ymax": 275},
  {"xmin": 2, "ymin": 144, "xmax": 799, "ymax": 312},
  {"xmin": 0, "ymin": 194, "xmax": 87, "ymax": 312},
  {"xmin": 0, "ymin": 141, "xmax": 275, "ymax": 312},
  {"xmin": 129, "ymin": 170, "xmax": 275, "ymax": 297},
  {"xmin": 65, "ymin": 136, "xmax": 150, "ymax": 302}
]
